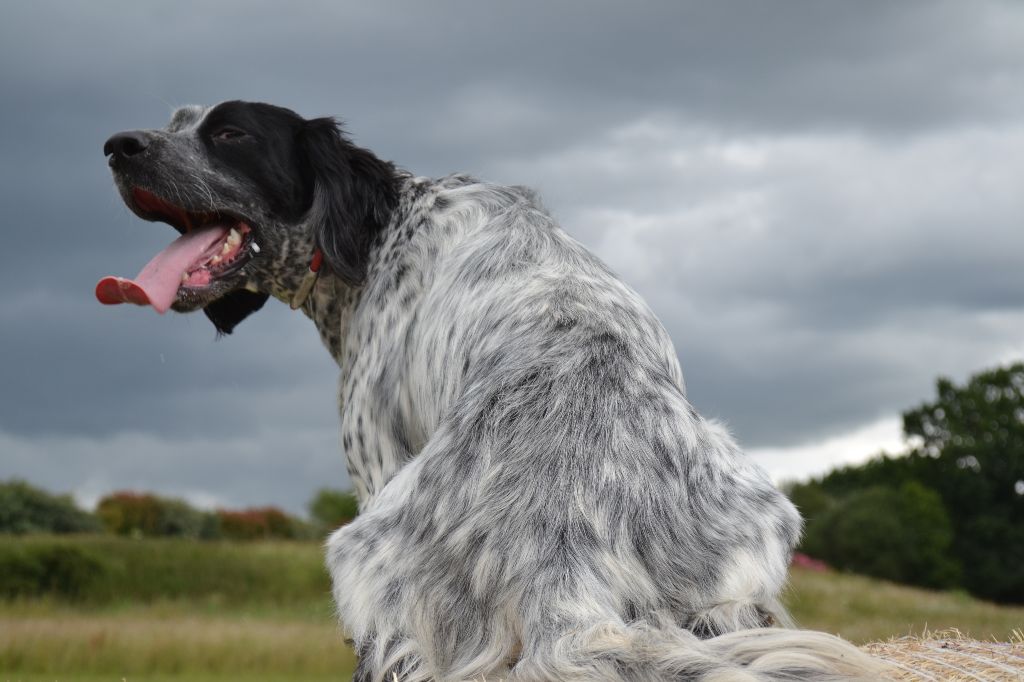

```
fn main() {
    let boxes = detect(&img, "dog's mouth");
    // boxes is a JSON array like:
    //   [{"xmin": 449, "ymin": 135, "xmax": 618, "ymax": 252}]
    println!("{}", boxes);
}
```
[{"xmin": 96, "ymin": 189, "xmax": 260, "ymax": 313}]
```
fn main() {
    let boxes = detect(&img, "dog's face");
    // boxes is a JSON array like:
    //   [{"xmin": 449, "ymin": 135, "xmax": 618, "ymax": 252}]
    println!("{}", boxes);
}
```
[{"xmin": 101, "ymin": 100, "xmax": 397, "ymax": 333}]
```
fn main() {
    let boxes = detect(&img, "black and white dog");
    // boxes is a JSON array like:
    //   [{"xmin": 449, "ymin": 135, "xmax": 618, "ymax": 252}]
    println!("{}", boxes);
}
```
[{"xmin": 100, "ymin": 101, "xmax": 879, "ymax": 681}]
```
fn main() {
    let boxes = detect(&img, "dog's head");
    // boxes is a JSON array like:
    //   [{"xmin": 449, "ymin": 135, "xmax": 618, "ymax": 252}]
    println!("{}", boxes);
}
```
[{"xmin": 99, "ymin": 101, "xmax": 398, "ymax": 333}]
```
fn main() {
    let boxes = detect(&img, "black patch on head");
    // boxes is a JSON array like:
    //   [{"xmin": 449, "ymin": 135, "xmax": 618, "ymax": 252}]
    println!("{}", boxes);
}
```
[
  {"xmin": 187, "ymin": 101, "xmax": 399, "ymax": 332},
  {"xmin": 299, "ymin": 117, "xmax": 399, "ymax": 286},
  {"xmin": 198, "ymin": 101, "xmax": 311, "ymax": 221},
  {"xmin": 203, "ymin": 290, "xmax": 269, "ymax": 335},
  {"xmin": 188, "ymin": 102, "xmax": 310, "ymax": 334}
]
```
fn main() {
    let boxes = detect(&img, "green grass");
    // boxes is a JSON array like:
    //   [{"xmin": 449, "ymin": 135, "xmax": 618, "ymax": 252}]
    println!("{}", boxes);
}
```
[
  {"xmin": 0, "ymin": 536, "xmax": 348, "ymax": 680},
  {"xmin": 0, "ymin": 607, "xmax": 355, "ymax": 678},
  {"xmin": 0, "ymin": 535, "xmax": 331, "ymax": 605},
  {"xmin": 786, "ymin": 566, "xmax": 1024, "ymax": 643},
  {"xmin": 1, "ymin": 535, "xmax": 1022, "ymax": 679}
]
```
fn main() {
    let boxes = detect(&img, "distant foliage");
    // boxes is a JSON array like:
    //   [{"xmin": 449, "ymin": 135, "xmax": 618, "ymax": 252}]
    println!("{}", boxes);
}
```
[
  {"xmin": 0, "ymin": 542, "xmax": 109, "ymax": 599},
  {"xmin": 0, "ymin": 535, "xmax": 331, "ymax": 604},
  {"xmin": 0, "ymin": 480, "xmax": 102, "ymax": 535},
  {"xmin": 790, "ymin": 362, "xmax": 1024, "ymax": 603},
  {"xmin": 95, "ymin": 492, "xmax": 313, "ymax": 541},
  {"xmin": 96, "ymin": 491, "xmax": 218, "ymax": 539},
  {"xmin": 902, "ymin": 363, "xmax": 1024, "ymax": 602},
  {"xmin": 801, "ymin": 482, "xmax": 960, "ymax": 589},
  {"xmin": 308, "ymin": 488, "xmax": 359, "ymax": 534},
  {"xmin": 216, "ymin": 506, "xmax": 314, "ymax": 540}
]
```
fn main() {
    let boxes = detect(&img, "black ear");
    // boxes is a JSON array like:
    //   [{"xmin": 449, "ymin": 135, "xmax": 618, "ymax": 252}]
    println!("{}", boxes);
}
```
[
  {"xmin": 300, "ymin": 117, "xmax": 398, "ymax": 286},
  {"xmin": 203, "ymin": 290, "xmax": 270, "ymax": 335}
]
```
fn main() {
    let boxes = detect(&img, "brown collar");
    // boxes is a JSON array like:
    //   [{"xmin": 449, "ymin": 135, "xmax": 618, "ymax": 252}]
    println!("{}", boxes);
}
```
[{"xmin": 289, "ymin": 249, "xmax": 324, "ymax": 310}]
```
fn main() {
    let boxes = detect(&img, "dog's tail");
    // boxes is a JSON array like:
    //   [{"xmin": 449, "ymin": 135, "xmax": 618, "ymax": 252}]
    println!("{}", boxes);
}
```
[{"xmin": 512, "ymin": 617, "xmax": 887, "ymax": 681}]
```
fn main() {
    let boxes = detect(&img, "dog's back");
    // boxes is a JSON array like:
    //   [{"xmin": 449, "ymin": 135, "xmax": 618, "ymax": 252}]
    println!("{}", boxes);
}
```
[{"xmin": 327, "ymin": 176, "xmax": 878, "ymax": 681}]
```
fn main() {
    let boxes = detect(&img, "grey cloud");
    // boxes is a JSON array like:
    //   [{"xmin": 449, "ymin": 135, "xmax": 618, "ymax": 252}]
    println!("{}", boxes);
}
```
[
  {"xmin": 0, "ymin": 294, "xmax": 338, "ymax": 438},
  {"xmin": 1, "ymin": 425, "xmax": 346, "ymax": 516},
  {"xmin": 485, "ymin": 117, "xmax": 1024, "ymax": 445},
  {"xmin": 2, "ymin": 1, "xmax": 1023, "ymax": 511}
]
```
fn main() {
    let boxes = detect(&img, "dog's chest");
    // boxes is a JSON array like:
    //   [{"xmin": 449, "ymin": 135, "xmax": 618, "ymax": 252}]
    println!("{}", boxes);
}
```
[
  {"xmin": 333, "ymin": 298, "xmax": 435, "ymax": 504},
  {"xmin": 312, "ymin": 196, "xmax": 449, "ymax": 503}
]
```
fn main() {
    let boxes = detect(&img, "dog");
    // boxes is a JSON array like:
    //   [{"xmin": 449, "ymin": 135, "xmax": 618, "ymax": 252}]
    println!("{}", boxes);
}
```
[{"xmin": 99, "ymin": 101, "xmax": 881, "ymax": 681}]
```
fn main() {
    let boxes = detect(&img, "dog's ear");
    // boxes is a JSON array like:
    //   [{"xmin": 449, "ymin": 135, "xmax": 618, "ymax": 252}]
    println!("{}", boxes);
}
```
[
  {"xmin": 300, "ymin": 117, "xmax": 398, "ymax": 286},
  {"xmin": 204, "ymin": 289, "xmax": 270, "ymax": 335}
]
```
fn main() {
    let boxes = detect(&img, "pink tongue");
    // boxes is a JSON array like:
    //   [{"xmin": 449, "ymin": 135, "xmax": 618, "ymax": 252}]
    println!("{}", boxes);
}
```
[{"xmin": 96, "ymin": 225, "xmax": 229, "ymax": 314}]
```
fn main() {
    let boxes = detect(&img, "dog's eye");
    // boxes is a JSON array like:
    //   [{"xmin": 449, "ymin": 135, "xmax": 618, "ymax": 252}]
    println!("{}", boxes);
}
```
[{"xmin": 213, "ymin": 128, "xmax": 246, "ymax": 141}]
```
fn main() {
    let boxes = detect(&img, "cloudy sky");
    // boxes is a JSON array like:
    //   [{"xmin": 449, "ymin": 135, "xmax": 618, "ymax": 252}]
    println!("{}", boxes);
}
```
[{"xmin": 2, "ymin": 1, "xmax": 1023, "ymax": 515}]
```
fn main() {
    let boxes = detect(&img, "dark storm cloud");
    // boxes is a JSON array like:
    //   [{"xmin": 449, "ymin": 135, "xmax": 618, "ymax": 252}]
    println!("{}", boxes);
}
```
[
  {"xmin": 0, "ymin": 294, "xmax": 337, "ymax": 438},
  {"xmin": 2, "ymin": 1, "xmax": 1023, "ymax": 512},
  {"xmin": 503, "ymin": 121, "xmax": 1024, "ymax": 444}
]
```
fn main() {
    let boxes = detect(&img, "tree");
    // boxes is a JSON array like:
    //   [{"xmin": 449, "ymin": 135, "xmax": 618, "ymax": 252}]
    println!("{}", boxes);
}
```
[
  {"xmin": 216, "ymin": 506, "xmax": 314, "ymax": 540},
  {"xmin": 901, "ymin": 363, "xmax": 1024, "ymax": 602},
  {"xmin": 802, "ymin": 482, "xmax": 960, "ymax": 589},
  {"xmin": 96, "ymin": 491, "xmax": 210, "ymax": 538},
  {"xmin": 793, "ymin": 362, "xmax": 1024, "ymax": 603},
  {"xmin": 0, "ymin": 480, "xmax": 102, "ymax": 534},
  {"xmin": 308, "ymin": 488, "xmax": 359, "ymax": 534}
]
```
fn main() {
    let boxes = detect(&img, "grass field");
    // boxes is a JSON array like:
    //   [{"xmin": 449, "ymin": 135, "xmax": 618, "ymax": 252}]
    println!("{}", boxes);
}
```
[{"xmin": 2, "ymin": 536, "xmax": 1022, "ymax": 680}]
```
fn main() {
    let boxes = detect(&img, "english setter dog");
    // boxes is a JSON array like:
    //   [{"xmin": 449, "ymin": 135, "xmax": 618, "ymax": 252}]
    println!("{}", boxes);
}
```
[{"xmin": 99, "ymin": 101, "xmax": 880, "ymax": 681}]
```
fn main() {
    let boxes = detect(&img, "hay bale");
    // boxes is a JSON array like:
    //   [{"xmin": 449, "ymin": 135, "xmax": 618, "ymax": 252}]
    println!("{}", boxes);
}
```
[{"xmin": 862, "ymin": 629, "xmax": 1024, "ymax": 681}]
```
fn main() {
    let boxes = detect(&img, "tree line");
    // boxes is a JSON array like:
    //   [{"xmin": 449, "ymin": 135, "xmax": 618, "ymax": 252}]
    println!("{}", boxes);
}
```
[
  {"xmin": 3, "ymin": 362, "xmax": 1021, "ymax": 604},
  {"xmin": 788, "ymin": 362, "xmax": 1024, "ymax": 604},
  {"xmin": 0, "ymin": 483, "xmax": 359, "ymax": 541}
]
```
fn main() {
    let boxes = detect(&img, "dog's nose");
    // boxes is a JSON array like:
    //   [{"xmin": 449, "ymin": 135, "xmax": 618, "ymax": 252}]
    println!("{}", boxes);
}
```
[{"xmin": 103, "ymin": 131, "xmax": 151, "ymax": 160}]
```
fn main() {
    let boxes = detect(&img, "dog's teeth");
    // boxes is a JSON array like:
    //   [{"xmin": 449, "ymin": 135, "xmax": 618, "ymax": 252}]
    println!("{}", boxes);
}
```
[
  {"xmin": 211, "ymin": 254, "xmax": 222, "ymax": 264},
  {"xmin": 181, "ymin": 272, "xmax": 189, "ymax": 284},
  {"xmin": 228, "ymin": 228, "xmax": 241, "ymax": 246},
  {"xmin": 251, "ymin": 241, "xmax": 261, "ymax": 253},
  {"xmin": 222, "ymin": 241, "xmax": 232, "ymax": 255}
]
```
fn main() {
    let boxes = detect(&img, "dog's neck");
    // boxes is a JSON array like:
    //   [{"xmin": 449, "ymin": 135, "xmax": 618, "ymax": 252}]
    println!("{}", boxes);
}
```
[
  {"xmin": 244, "ymin": 229, "xmax": 322, "ymax": 304},
  {"xmin": 300, "ymin": 272, "xmax": 362, "ymax": 363},
  {"xmin": 257, "ymin": 173, "xmax": 427, "ymax": 365}
]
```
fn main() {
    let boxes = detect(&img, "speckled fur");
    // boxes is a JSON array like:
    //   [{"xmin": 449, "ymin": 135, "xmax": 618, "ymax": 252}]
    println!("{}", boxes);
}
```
[{"xmin": 107, "ymin": 103, "xmax": 883, "ymax": 682}]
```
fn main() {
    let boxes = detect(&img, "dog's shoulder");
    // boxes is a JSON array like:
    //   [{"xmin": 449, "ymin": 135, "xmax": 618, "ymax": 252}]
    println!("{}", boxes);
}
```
[{"xmin": 371, "ymin": 174, "xmax": 560, "ymax": 278}]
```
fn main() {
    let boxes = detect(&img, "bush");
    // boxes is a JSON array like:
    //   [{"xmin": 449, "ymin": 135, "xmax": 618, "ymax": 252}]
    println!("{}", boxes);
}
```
[
  {"xmin": 0, "ymin": 480, "xmax": 103, "ymax": 535},
  {"xmin": 0, "ymin": 535, "xmax": 330, "ymax": 604},
  {"xmin": 96, "ymin": 491, "xmax": 214, "ymax": 539},
  {"xmin": 955, "ymin": 515, "xmax": 1024, "ymax": 604},
  {"xmin": 0, "ymin": 542, "xmax": 109, "ymax": 599},
  {"xmin": 308, "ymin": 489, "xmax": 359, "ymax": 534},
  {"xmin": 95, "ymin": 492, "xmax": 314, "ymax": 541},
  {"xmin": 216, "ymin": 506, "xmax": 314, "ymax": 540},
  {"xmin": 902, "ymin": 363, "xmax": 1024, "ymax": 602},
  {"xmin": 785, "ymin": 481, "xmax": 834, "ymax": 528},
  {"xmin": 798, "ymin": 362, "xmax": 1024, "ymax": 603},
  {"xmin": 802, "ymin": 481, "xmax": 961, "ymax": 589}
]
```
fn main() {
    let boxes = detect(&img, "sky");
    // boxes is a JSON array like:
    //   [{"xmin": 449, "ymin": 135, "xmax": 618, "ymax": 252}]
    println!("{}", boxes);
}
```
[{"xmin": 2, "ymin": 1, "xmax": 1023, "ymax": 515}]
